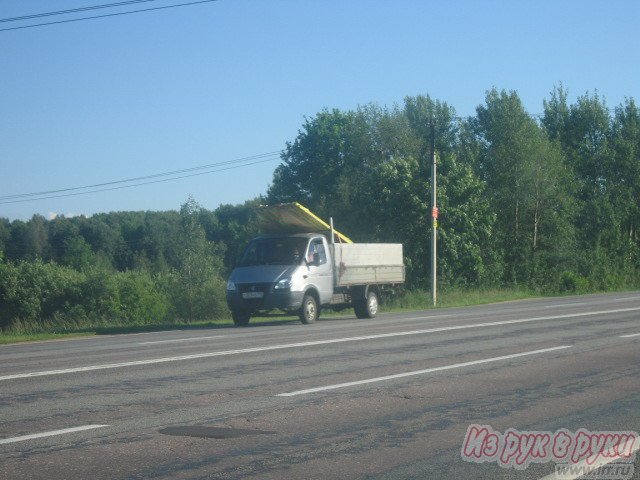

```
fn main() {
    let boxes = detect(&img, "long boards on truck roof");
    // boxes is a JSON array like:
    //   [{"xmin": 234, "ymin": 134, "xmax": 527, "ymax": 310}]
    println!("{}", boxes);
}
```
[{"xmin": 257, "ymin": 202, "xmax": 353, "ymax": 244}]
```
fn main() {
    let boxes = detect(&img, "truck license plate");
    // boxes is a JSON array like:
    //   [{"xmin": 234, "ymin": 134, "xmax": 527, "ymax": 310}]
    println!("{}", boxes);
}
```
[{"xmin": 242, "ymin": 292, "xmax": 264, "ymax": 299}]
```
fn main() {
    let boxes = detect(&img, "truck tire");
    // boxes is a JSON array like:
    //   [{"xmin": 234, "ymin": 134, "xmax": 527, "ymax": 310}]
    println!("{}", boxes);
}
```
[
  {"xmin": 231, "ymin": 309, "xmax": 251, "ymax": 327},
  {"xmin": 355, "ymin": 290, "xmax": 379, "ymax": 319},
  {"xmin": 299, "ymin": 293, "xmax": 318, "ymax": 324}
]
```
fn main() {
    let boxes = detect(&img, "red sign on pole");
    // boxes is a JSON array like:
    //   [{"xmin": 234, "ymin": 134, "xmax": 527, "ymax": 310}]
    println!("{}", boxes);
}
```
[{"xmin": 432, "ymin": 207, "xmax": 439, "ymax": 219}]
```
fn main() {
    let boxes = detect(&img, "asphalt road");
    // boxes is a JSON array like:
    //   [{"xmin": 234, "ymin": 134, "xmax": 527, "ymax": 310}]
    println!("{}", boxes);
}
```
[{"xmin": 1, "ymin": 292, "xmax": 639, "ymax": 479}]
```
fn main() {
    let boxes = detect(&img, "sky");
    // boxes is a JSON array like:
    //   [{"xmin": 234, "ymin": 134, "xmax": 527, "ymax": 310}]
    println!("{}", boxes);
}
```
[{"xmin": 1, "ymin": 0, "xmax": 639, "ymax": 221}]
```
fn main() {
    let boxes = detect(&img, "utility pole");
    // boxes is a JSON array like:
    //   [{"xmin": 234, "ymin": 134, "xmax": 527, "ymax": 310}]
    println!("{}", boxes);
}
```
[{"xmin": 430, "ymin": 120, "xmax": 438, "ymax": 306}]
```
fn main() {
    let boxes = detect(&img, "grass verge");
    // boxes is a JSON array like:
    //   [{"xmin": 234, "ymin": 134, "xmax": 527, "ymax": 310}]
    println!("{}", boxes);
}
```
[
  {"xmin": 384, "ymin": 287, "xmax": 537, "ymax": 311},
  {"xmin": 0, "ymin": 314, "xmax": 306, "ymax": 345},
  {"xmin": 0, "ymin": 331, "xmax": 95, "ymax": 345}
]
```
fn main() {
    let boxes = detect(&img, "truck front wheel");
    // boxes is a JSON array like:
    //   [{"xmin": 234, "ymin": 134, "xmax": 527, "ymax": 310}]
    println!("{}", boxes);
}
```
[
  {"xmin": 231, "ymin": 309, "xmax": 251, "ymax": 327},
  {"xmin": 300, "ymin": 293, "xmax": 318, "ymax": 324},
  {"xmin": 354, "ymin": 290, "xmax": 379, "ymax": 319}
]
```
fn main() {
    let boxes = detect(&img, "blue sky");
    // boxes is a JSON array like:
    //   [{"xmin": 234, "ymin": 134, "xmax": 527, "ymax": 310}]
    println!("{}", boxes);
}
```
[{"xmin": 1, "ymin": 0, "xmax": 638, "ymax": 220}]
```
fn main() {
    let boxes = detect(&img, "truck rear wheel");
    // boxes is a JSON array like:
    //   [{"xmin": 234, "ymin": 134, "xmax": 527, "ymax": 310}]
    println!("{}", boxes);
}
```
[
  {"xmin": 300, "ymin": 293, "xmax": 318, "ymax": 324},
  {"xmin": 354, "ymin": 290, "xmax": 379, "ymax": 319},
  {"xmin": 231, "ymin": 309, "xmax": 251, "ymax": 327}
]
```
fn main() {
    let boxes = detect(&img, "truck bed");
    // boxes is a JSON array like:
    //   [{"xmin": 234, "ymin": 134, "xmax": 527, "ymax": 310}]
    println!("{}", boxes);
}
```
[{"xmin": 331, "ymin": 243, "xmax": 404, "ymax": 286}]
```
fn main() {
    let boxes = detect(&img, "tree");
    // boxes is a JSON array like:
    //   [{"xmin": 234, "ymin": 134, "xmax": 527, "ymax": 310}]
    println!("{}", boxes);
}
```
[
  {"xmin": 542, "ymin": 89, "xmax": 635, "ymax": 286},
  {"xmin": 61, "ymin": 236, "xmax": 94, "ymax": 271},
  {"xmin": 21, "ymin": 215, "xmax": 50, "ymax": 260},
  {"xmin": 542, "ymin": 84, "xmax": 570, "ymax": 145},
  {"xmin": 609, "ymin": 98, "xmax": 640, "ymax": 279},
  {"xmin": 170, "ymin": 197, "xmax": 227, "ymax": 321},
  {"xmin": 474, "ymin": 88, "xmax": 575, "ymax": 285},
  {"xmin": 207, "ymin": 199, "xmax": 262, "ymax": 273},
  {"xmin": 268, "ymin": 107, "xmax": 389, "ymax": 237},
  {"xmin": 391, "ymin": 95, "xmax": 496, "ymax": 286},
  {"xmin": 0, "ymin": 218, "xmax": 9, "ymax": 259}
]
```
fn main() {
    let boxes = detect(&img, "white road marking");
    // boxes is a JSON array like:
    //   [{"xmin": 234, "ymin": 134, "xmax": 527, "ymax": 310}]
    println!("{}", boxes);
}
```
[
  {"xmin": 0, "ymin": 425, "xmax": 110, "ymax": 445},
  {"xmin": 393, "ymin": 313, "xmax": 457, "ymax": 320},
  {"xmin": 543, "ymin": 303, "xmax": 580, "ymax": 308},
  {"xmin": 1, "ymin": 306, "xmax": 638, "ymax": 382},
  {"xmin": 277, "ymin": 345, "xmax": 573, "ymax": 396},
  {"xmin": 138, "ymin": 335, "xmax": 224, "ymax": 345},
  {"xmin": 620, "ymin": 332, "xmax": 640, "ymax": 338},
  {"xmin": 613, "ymin": 296, "xmax": 640, "ymax": 301},
  {"xmin": 537, "ymin": 439, "xmax": 640, "ymax": 480}
]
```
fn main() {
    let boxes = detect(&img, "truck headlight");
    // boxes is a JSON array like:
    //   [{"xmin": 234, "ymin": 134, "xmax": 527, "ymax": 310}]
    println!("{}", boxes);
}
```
[
  {"xmin": 274, "ymin": 277, "xmax": 292, "ymax": 290},
  {"xmin": 226, "ymin": 280, "xmax": 236, "ymax": 291}
]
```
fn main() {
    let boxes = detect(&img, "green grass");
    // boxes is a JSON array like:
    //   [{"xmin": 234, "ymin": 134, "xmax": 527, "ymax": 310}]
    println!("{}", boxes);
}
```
[
  {"xmin": 0, "ymin": 331, "xmax": 95, "ymax": 345},
  {"xmin": 384, "ymin": 287, "xmax": 537, "ymax": 311},
  {"xmin": 1, "ymin": 286, "xmax": 635, "ymax": 345},
  {"xmin": 0, "ymin": 315, "xmax": 301, "ymax": 345}
]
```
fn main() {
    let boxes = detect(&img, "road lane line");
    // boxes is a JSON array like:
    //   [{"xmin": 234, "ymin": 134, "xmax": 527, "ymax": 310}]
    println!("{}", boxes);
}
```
[
  {"xmin": 1, "ymin": 306, "xmax": 638, "ymax": 382},
  {"xmin": 0, "ymin": 425, "xmax": 110, "ymax": 445},
  {"xmin": 138, "ymin": 335, "xmax": 224, "ymax": 345},
  {"xmin": 392, "ymin": 313, "xmax": 457, "ymax": 320},
  {"xmin": 543, "ymin": 303, "xmax": 581, "ymax": 308},
  {"xmin": 537, "ymin": 440, "xmax": 640, "ymax": 480},
  {"xmin": 620, "ymin": 333, "xmax": 640, "ymax": 338},
  {"xmin": 277, "ymin": 345, "xmax": 573, "ymax": 396},
  {"xmin": 401, "ymin": 306, "xmax": 640, "ymax": 323}
]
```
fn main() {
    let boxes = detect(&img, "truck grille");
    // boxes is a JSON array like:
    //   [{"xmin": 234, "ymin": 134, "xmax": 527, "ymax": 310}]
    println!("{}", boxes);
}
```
[{"xmin": 236, "ymin": 282, "xmax": 272, "ymax": 307}]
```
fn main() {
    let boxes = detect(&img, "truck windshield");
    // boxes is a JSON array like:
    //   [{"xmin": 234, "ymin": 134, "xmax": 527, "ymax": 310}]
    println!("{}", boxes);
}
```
[{"xmin": 237, "ymin": 237, "xmax": 309, "ymax": 267}]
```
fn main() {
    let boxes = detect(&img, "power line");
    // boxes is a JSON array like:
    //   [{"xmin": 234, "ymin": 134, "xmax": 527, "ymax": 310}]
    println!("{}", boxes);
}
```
[
  {"xmin": 0, "ymin": 156, "xmax": 281, "ymax": 205},
  {"xmin": 0, "ymin": 0, "xmax": 159, "ymax": 23},
  {"xmin": 0, "ymin": 151, "xmax": 282, "ymax": 201},
  {"xmin": 0, "ymin": 0, "xmax": 218, "ymax": 33}
]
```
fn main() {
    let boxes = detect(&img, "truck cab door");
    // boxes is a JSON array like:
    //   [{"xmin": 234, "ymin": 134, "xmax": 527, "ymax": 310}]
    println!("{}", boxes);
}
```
[{"xmin": 306, "ymin": 237, "xmax": 333, "ymax": 304}]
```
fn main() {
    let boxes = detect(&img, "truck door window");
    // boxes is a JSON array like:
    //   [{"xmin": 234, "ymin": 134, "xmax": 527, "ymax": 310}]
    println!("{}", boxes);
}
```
[{"xmin": 308, "ymin": 238, "xmax": 327, "ymax": 265}]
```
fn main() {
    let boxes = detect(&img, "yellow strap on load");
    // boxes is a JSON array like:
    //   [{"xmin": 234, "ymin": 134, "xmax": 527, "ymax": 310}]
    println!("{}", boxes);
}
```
[{"xmin": 257, "ymin": 202, "xmax": 353, "ymax": 243}]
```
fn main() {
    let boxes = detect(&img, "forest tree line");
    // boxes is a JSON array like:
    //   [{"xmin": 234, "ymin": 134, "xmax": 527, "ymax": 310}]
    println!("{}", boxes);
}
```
[{"xmin": 1, "ymin": 87, "xmax": 639, "ymax": 332}]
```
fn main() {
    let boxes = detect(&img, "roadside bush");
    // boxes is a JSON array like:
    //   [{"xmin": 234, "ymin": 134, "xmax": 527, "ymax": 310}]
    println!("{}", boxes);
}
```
[
  {"xmin": 163, "ymin": 270, "xmax": 229, "ymax": 322},
  {"xmin": 0, "ymin": 260, "xmax": 174, "ymax": 333},
  {"xmin": 0, "ymin": 256, "xmax": 228, "ymax": 334},
  {"xmin": 81, "ymin": 266, "xmax": 120, "ymax": 321},
  {"xmin": 557, "ymin": 271, "xmax": 589, "ymax": 294},
  {"xmin": 113, "ymin": 270, "xmax": 171, "ymax": 325},
  {"xmin": 0, "ymin": 259, "xmax": 84, "ymax": 331}
]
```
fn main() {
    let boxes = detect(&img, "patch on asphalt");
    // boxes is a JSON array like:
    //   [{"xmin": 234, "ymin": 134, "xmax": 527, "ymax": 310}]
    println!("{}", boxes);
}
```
[{"xmin": 159, "ymin": 426, "xmax": 275, "ymax": 439}]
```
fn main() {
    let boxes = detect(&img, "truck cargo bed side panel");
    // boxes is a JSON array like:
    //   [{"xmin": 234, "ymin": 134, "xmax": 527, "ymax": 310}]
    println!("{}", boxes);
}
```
[{"xmin": 332, "ymin": 244, "xmax": 405, "ymax": 286}]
